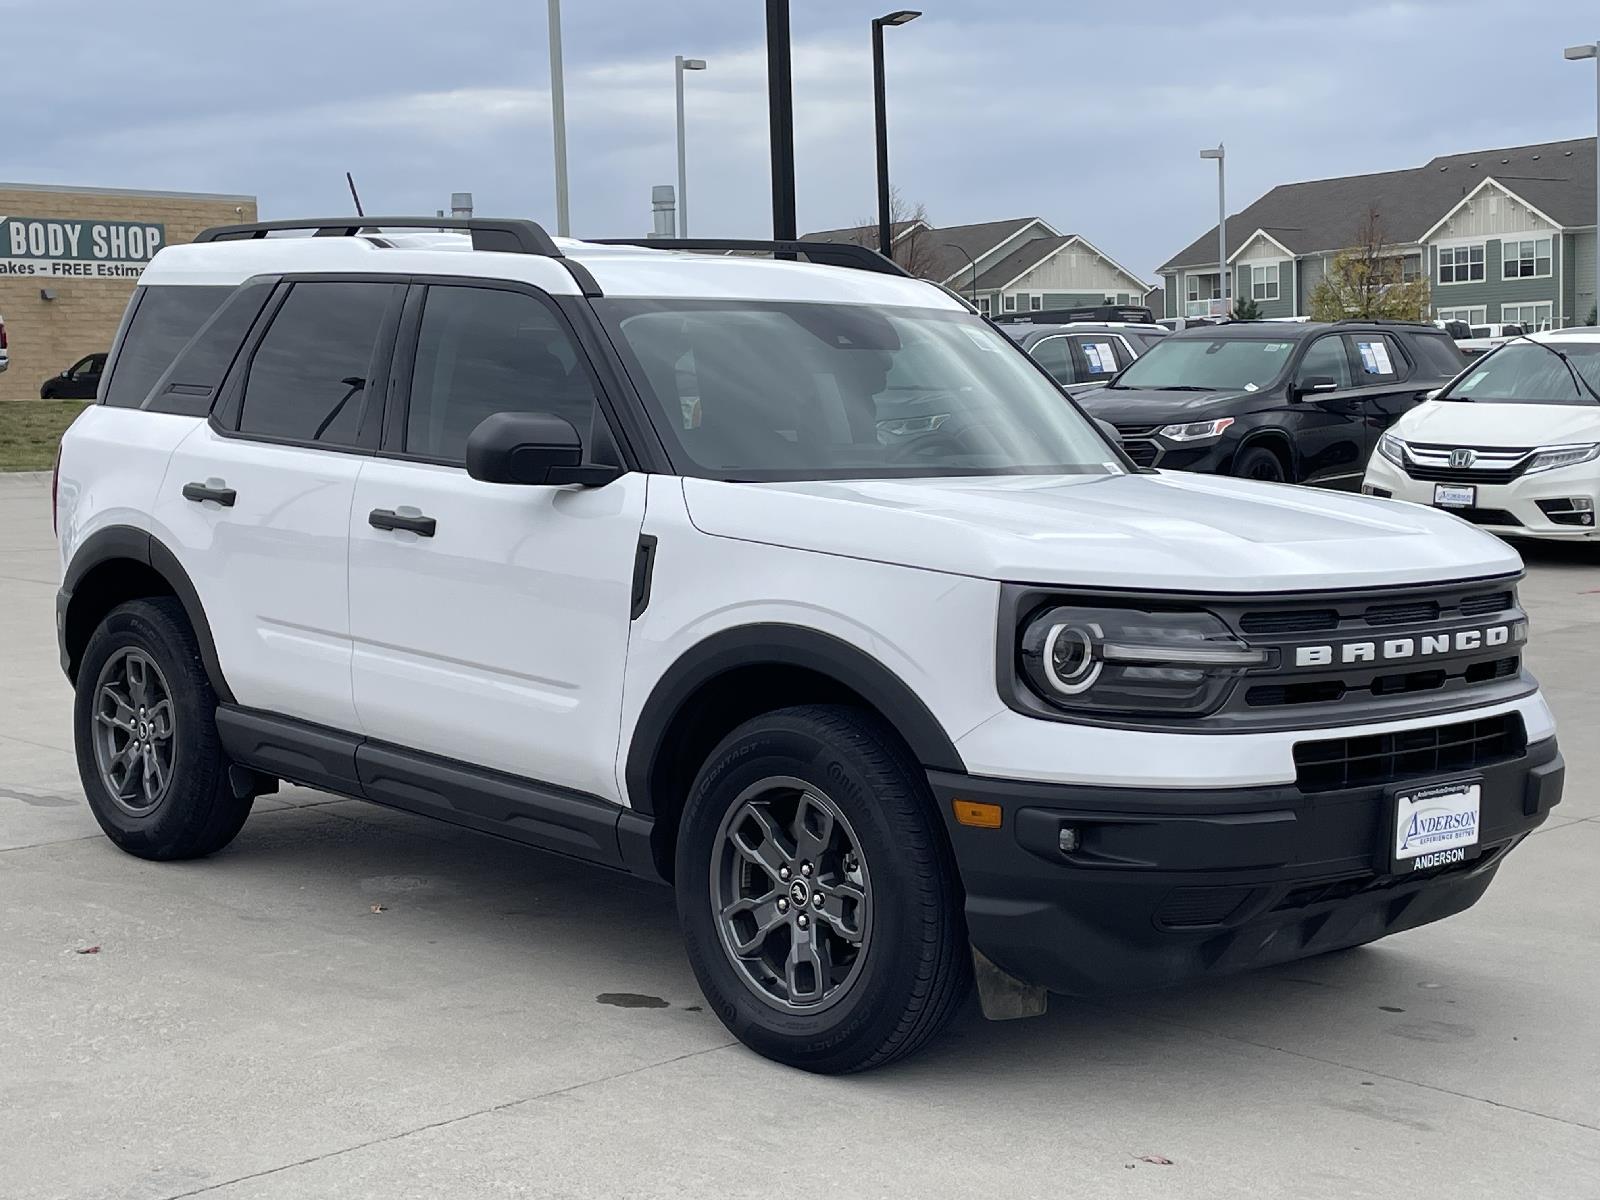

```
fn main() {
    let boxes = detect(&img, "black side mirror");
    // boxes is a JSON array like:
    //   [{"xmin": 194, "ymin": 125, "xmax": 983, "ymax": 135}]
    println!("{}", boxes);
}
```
[
  {"xmin": 1094, "ymin": 418, "xmax": 1123, "ymax": 446},
  {"xmin": 465, "ymin": 412, "xmax": 618, "ymax": 486},
  {"xmin": 1293, "ymin": 376, "xmax": 1339, "ymax": 399}
]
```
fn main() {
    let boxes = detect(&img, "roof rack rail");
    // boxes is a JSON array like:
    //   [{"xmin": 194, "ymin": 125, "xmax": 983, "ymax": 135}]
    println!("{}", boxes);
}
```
[
  {"xmin": 194, "ymin": 217, "xmax": 563, "ymax": 258},
  {"xmin": 1332, "ymin": 317, "xmax": 1434, "ymax": 328},
  {"xmin": 591, "ymin": 238, "xmax": 912, "ymax": 278}
]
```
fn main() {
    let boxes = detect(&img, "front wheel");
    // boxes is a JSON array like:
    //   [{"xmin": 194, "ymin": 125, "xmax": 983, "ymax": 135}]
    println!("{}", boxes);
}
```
[
  {"xmin": 676, "ymin": 705, "xmax": 970, "ymax": 1073},
  {"xmin": 1233, "ymin": 444, "xmax": 1289, "ymax": 483}
]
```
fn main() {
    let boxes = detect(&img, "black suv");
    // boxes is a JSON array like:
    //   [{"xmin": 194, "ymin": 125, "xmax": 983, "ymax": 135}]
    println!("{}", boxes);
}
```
[{"xmin": 1076, "ymin": 320, "xmax": 1467, "ymax": 486}]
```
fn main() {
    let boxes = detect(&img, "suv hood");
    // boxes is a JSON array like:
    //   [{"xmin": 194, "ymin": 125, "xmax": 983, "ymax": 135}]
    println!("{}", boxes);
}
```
[
  {"xmin": 1075, "ymin": 386, "xmax": 1257, "ymax": 425},
  {"xmin": 1396, "ymin": 399, "xmax": 1600, "ymax": 448},
  {"xmin": 681, "ymin": 472, "xmax": 1519, "ymax": 592}
]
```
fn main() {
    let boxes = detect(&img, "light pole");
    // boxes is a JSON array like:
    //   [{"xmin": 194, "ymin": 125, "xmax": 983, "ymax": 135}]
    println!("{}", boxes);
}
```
[
  {"xmin": 944, "ymin": 242, "xmax": 978, "ymax": 304},
  {"xmin": 1200, "ymin": 144, "xmax": 1227, "ymax": 317},
  {"xmin": 767, "ymin": 0, "xmax": 797, "ymax": 242},
  {"xmin": 674, "ymin": 56, "xmax": 708, "ymax": 237},
  {"xmin": 1565, "ymin": 41, "xmax": 1599, "ymax": 325},
  {"xmin": 872, "ymin": 10, "xmax": 921, "ymax": 259},
  {"xmin": 547, "ymin": 0, "xmax": 570, "ymax": 236}
]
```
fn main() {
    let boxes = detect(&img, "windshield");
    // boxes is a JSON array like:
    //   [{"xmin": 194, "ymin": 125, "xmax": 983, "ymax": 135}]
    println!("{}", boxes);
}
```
[
  {"xmin": 1109, "ymin": 336, "xmax": 1293, "ymax": 392},
  {"xmin": 595, "ymin": 299, "xmax": 1122, "ymax": 480},
  {"xmin": 1443, "ymin": 342, "xmax": 1600, "ymax": 405}
]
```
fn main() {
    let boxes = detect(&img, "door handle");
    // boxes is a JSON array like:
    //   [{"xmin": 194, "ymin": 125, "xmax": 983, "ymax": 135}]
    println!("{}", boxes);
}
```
[
  {"xmin": 182, "ymin": 481, "xmax": 236, "ymax": 507},
  {"xmin": 368, "ymin": 508, "xmax": 437, "ymax": 537}
]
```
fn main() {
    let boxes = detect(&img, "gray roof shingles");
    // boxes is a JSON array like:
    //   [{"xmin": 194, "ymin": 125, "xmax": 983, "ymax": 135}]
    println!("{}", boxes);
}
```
[{"xmin": 1159, "ymin": 137, "xmax": 1596, "ymax": 272}]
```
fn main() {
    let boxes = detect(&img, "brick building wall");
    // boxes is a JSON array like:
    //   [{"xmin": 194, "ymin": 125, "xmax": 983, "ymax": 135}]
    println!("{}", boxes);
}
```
[{"xmin": 0, "ymin": 184, "xmax": 257, "ymax": 401}]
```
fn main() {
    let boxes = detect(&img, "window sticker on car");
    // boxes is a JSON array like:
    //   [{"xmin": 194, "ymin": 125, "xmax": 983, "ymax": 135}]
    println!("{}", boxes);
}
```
[
  {"xmin": 1082, "ymin": 342, "xmax": 1116, "ymax": 373},
  {"xmin": 1357, "ymin": 340, "xmax": 1393, "ymax": 375},
  {"xmin": 961, "ymin": 326, "xmax": 1002, "ymax": 352},
  {"xmin": 1244, "ymin": 382, "xmax": 1258, "ymax": 392},
  {"xmin": 1262, "ymin": 343, "xmax": 1286, "ymax": 352},
  {"xmin": 1460, "ymin": 370, "xmax": 1487, "ymax": 392}
]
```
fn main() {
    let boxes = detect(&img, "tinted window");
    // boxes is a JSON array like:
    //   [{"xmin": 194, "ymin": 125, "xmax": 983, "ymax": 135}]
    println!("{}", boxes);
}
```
[
  {"xmin": 406, "ymin": 286, "xmax": 601, "ymax": 462},
  {"xmin": 102, "ymin": 285, "xmax": 231, "ymax": 408},
  {"xmin": 599, "ymin": 299, "xmax": 1118, "ymax": 481},
  {"xmin": 238, "ymin": 282, "xmax": 397, "ymax": 445},
  {"xmin": 1409, "ymin": 333, "xmax": 1467, "ymax": 378},
  {"xmin": 1028, "ymin": 336, "xmax": 1076, "ymax": 384},
  {"xmin": 1295, "ymin": 335, "xmax": 1352, "ymax": 388},
  {"xmin": 147, "ymin": 279, "xmax": 275, "ymax": 417}
]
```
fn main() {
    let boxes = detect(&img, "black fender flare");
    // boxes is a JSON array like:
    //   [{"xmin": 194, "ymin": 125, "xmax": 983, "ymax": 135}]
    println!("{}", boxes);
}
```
[
  {"xmin": 623, "ymin": 623, "xmax": 965, "ymax": 817},
  {"xmin": 1232, "ymin": 428, "xmax": 1296, "ymax": 479},
  {"xmin": 60, "ymin": 524, "xmax": 233, "ymax": 703}
]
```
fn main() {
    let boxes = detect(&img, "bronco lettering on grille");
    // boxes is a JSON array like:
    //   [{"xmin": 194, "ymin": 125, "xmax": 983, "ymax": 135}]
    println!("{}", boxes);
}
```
[{"xmin": 1293, "ymin": 623, "xmax": 1526, "ymax": 668}]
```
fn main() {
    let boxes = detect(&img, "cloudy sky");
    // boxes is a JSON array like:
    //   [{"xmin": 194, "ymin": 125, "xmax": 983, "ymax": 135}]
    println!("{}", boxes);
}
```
[{"xmin": 5, "ymin": 0, "xmax": 1599, "ymax": 278}]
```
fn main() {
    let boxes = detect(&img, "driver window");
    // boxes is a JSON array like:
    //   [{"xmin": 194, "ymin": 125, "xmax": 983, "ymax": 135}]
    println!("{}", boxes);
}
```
[
  {"xmin": 1296, "ymin": 335, "xmax": 1352, "ymax": 388},
  {"xmin": 406, "ymin": 286, "xmax": 603, "ymax": 463}
]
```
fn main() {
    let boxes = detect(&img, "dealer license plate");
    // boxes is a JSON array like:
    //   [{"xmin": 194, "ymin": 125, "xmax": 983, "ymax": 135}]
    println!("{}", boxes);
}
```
[
  {"xmin": 1433, "ymin": 483, "xmax": 1475, "ymax": 508},
  {"xmin": 1392, "ymin": 779, "xmax": 1481, "ymax": 874}
]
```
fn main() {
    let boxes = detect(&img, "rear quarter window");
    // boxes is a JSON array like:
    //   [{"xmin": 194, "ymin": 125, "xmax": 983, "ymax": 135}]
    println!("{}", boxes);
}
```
[
  {"xmin": 102, "ymin": 285, "xmax": 232, "ymax": 408},
  {"xmin": 1409, "ymin": 332, "xmax": 1468, "ymax": 378}
]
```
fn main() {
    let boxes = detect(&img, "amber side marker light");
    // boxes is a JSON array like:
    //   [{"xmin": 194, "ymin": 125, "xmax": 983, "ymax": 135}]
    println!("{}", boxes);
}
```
[{"xmin": 952, "ymin": 799, "xmax": 1003, "ymax": 829}]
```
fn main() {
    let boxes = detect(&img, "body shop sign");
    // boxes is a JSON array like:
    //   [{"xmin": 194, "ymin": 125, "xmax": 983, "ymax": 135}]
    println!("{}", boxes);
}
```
[{"xmin": 0, "ymin": 216, "xmax": 165, "ymax": 279}]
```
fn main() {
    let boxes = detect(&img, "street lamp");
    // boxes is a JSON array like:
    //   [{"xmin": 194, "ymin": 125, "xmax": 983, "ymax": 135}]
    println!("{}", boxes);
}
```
[
  {"xmin": 675, "ymin": 56, "xmax": 708, "ymax": 237},
  {"xmin": 1200, "ymin": 144, "xmax": 1227, "ymax": 317},
  {"xmin": 1565, "ymin": 41, "xmax": 1599, "ymax": 325},
  {"xmin": 944, "ymin": 242, "xmax": 978, "ymax": 305},
  {"xmin": 872, "ymin": 10, "xmax": 921, "ymax": 259},
  {"xmin": 547, "ymin": 0, "xmax": 570, "ymax": 236}
]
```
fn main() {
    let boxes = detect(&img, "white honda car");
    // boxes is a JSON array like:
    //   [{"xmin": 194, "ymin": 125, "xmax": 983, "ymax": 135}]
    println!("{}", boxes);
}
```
[{"xmin": 1363, "ymin": 329, "xmax": 1600, "ymax": 540}]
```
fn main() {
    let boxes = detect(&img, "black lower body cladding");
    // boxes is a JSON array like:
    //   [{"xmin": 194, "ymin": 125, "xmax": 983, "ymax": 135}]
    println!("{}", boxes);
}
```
[{"xmin": 930, "ymin": 738, "xmax": 1562, "ymax": 996}]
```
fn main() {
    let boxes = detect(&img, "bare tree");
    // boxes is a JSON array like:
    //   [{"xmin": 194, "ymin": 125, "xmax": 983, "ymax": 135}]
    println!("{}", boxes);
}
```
[
  {"xmin": 1308, "ymin": 207, "xmax": 1432, "ymax": 321},
  {"xmin": 848, "ymin": 188, "xmax": 940, "ymax": 280}
]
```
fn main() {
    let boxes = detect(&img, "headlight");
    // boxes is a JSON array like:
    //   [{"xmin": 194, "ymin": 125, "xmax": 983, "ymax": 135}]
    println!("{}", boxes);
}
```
[
  {"xmin": 1158, "ymin": 417, "xmax": 1235, "ymax": 442},
  {"xmin": 1524, "ymin": 443, "xmax": 1600, "ymax": 474},
  {"xmin": 1378, "ymin": 432, "xmax": 1407, "ymax": 466},
  {"xmin": 1019, "ymin": 606, "xmax": 1268, "ymax": 717}
]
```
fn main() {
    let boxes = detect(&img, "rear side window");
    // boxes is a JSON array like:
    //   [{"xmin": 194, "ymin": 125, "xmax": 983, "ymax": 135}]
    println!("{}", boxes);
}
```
[
  {"xmin": 1350, "ymin": 335, "xmax": 1401, "ymax": 383},
  {"xmin": 1028, "ymin": 336, "xmax": 1076, "ymax": 385},
  {"xmin": 1409, "ymin": 332, "xmax": 1467, "ymax": 378},
  {"xmin": 146, "ymin": 279, "xmax": 275, "ymax": 417},
  {"xmin": 102, "ymin": 285, "xmax": 231, "ymax": 408},
  {"xmin": 238, "ymin": 282, "xmax": 400, "ymax": 446}
]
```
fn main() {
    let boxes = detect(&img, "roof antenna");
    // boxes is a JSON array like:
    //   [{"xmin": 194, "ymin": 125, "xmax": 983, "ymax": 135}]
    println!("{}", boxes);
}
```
[{"xmin": 345, "ymin": 172, "xmax": 366, "ymax": 218}]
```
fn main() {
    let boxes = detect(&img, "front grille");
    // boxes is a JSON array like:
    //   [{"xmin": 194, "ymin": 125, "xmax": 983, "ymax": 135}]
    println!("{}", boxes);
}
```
[
  {"xmin": 1155, "ymin": 885, "xmax": 1252, "ymax": 929},
  {"xmin": 1240, "ymin": 608, "xmax": 1339, "ymax": 635},
  {"xmin": 1405, "ymin": 463, "xmax": 1527, "ymax": 485},
  {"xmin": 1121, "ymin": 439, "xmax": 1160, "ymax": 467},
  {"xmin": 1293, "ymin": 712, "xmax": 1526, "ymax": 793},
  {"xmin": 1450, "ymin": 507, "xmax": 1523, "ymax": 527},
  {"xmin": 1364, "ymin": 600, "xmax": 1439, "ymax": 626},
  {"xmin": 1246, "ymin": 656, "xmax": 1518, "ymax": 708},
  {"xmin": 1460, "ymin": 590, "xmax": 1513, "ymax": 617}
]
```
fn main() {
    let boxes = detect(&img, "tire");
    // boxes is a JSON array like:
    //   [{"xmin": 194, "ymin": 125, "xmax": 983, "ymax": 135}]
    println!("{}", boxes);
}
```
[
  {"xmin": 73, "ymin": 597, "xmax": 252, "ymax": 860},
  {"xmin": 675, "ymin": 704, "xmax": 970, "ymax": 1073},
  {"xmin": 1234, "ymin": 444, "xmax": 1289, "ymax": 483}
]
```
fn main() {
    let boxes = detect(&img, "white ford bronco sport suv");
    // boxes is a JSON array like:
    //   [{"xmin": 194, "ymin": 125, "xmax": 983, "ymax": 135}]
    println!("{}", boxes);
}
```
[{"xmin": 54, "ymin": 218, "xmax": 1564, "ymax": 1073}]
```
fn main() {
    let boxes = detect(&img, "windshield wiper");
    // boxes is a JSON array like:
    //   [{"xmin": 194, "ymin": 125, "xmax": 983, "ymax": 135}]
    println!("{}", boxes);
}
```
[{"xmin": 1509, "ymin": 335, "xmax": 1600, "ymax": 405}]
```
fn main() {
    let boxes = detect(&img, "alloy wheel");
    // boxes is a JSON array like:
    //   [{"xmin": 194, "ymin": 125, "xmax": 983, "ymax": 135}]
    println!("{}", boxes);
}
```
[
  {"xmin": 91, "ymin": 647, "xmax": 177, "ymax": 816},
  {"xmin": 710, "ymin": 776, "xmax": 873, "ymax": 1013}
]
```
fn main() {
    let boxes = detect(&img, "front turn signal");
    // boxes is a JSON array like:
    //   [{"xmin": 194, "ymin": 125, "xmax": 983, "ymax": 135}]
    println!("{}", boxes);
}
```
[{"xmin": 952, "ymin": 799, "xmax": 1003, "ymax": 829}]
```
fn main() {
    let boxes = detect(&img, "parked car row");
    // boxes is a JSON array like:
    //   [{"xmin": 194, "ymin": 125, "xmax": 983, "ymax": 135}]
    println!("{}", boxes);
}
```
[{"xmin": 1005, "ymin": 309, "xmax": 1600, "ymax": 547}]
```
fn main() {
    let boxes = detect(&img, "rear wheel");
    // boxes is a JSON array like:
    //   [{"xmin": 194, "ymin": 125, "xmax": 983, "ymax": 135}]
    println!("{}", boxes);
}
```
[
  {"xmin": 73, "ymin": 597, "xmax": 252, "ymax": 860},
  {"xmin": 676, "ymin": 705, "xmax": 970, "ymax": 1073},
  {"xmin": 1234, "ymin": 444, "xmax": 1289, "ymax": 483}
]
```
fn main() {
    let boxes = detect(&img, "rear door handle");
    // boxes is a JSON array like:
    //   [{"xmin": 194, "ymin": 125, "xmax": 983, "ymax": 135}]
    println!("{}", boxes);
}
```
[
  {"xmin": 368, "ymin": 508, "xmax": 437, "ymax": 537},
  {"xmin": 182, "ymin": 481, "xmax": 236, "ymax": 507}
]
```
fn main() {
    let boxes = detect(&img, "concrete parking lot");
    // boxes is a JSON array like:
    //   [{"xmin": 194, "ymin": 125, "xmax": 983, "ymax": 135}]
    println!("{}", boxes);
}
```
[{"xmin": 2, "ymin": 467, "xmax": 1597, "ymax": 1200}]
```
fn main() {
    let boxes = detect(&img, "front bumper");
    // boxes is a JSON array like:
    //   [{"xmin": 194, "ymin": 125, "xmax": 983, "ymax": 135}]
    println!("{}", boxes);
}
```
[
  {"xmin": 1363, "ymin": 454, "xmax": 1600, "ymax": 540},
  {"xmin": 933, "ymin": 737, "xmax": 1562, "ymax": 996}
]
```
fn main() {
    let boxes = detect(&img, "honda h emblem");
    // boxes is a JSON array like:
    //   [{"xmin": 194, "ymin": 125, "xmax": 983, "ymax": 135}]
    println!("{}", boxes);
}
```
[{"xmin": 1449, "ymin": 448, "xmax": 1476, "ymax": 469}]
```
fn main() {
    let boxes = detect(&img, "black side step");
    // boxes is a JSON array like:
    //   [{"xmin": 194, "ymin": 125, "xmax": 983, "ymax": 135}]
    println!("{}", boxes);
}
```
[{"xmin": 215, "ymin": 705, "xmax": 659, "ymax": 880}]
